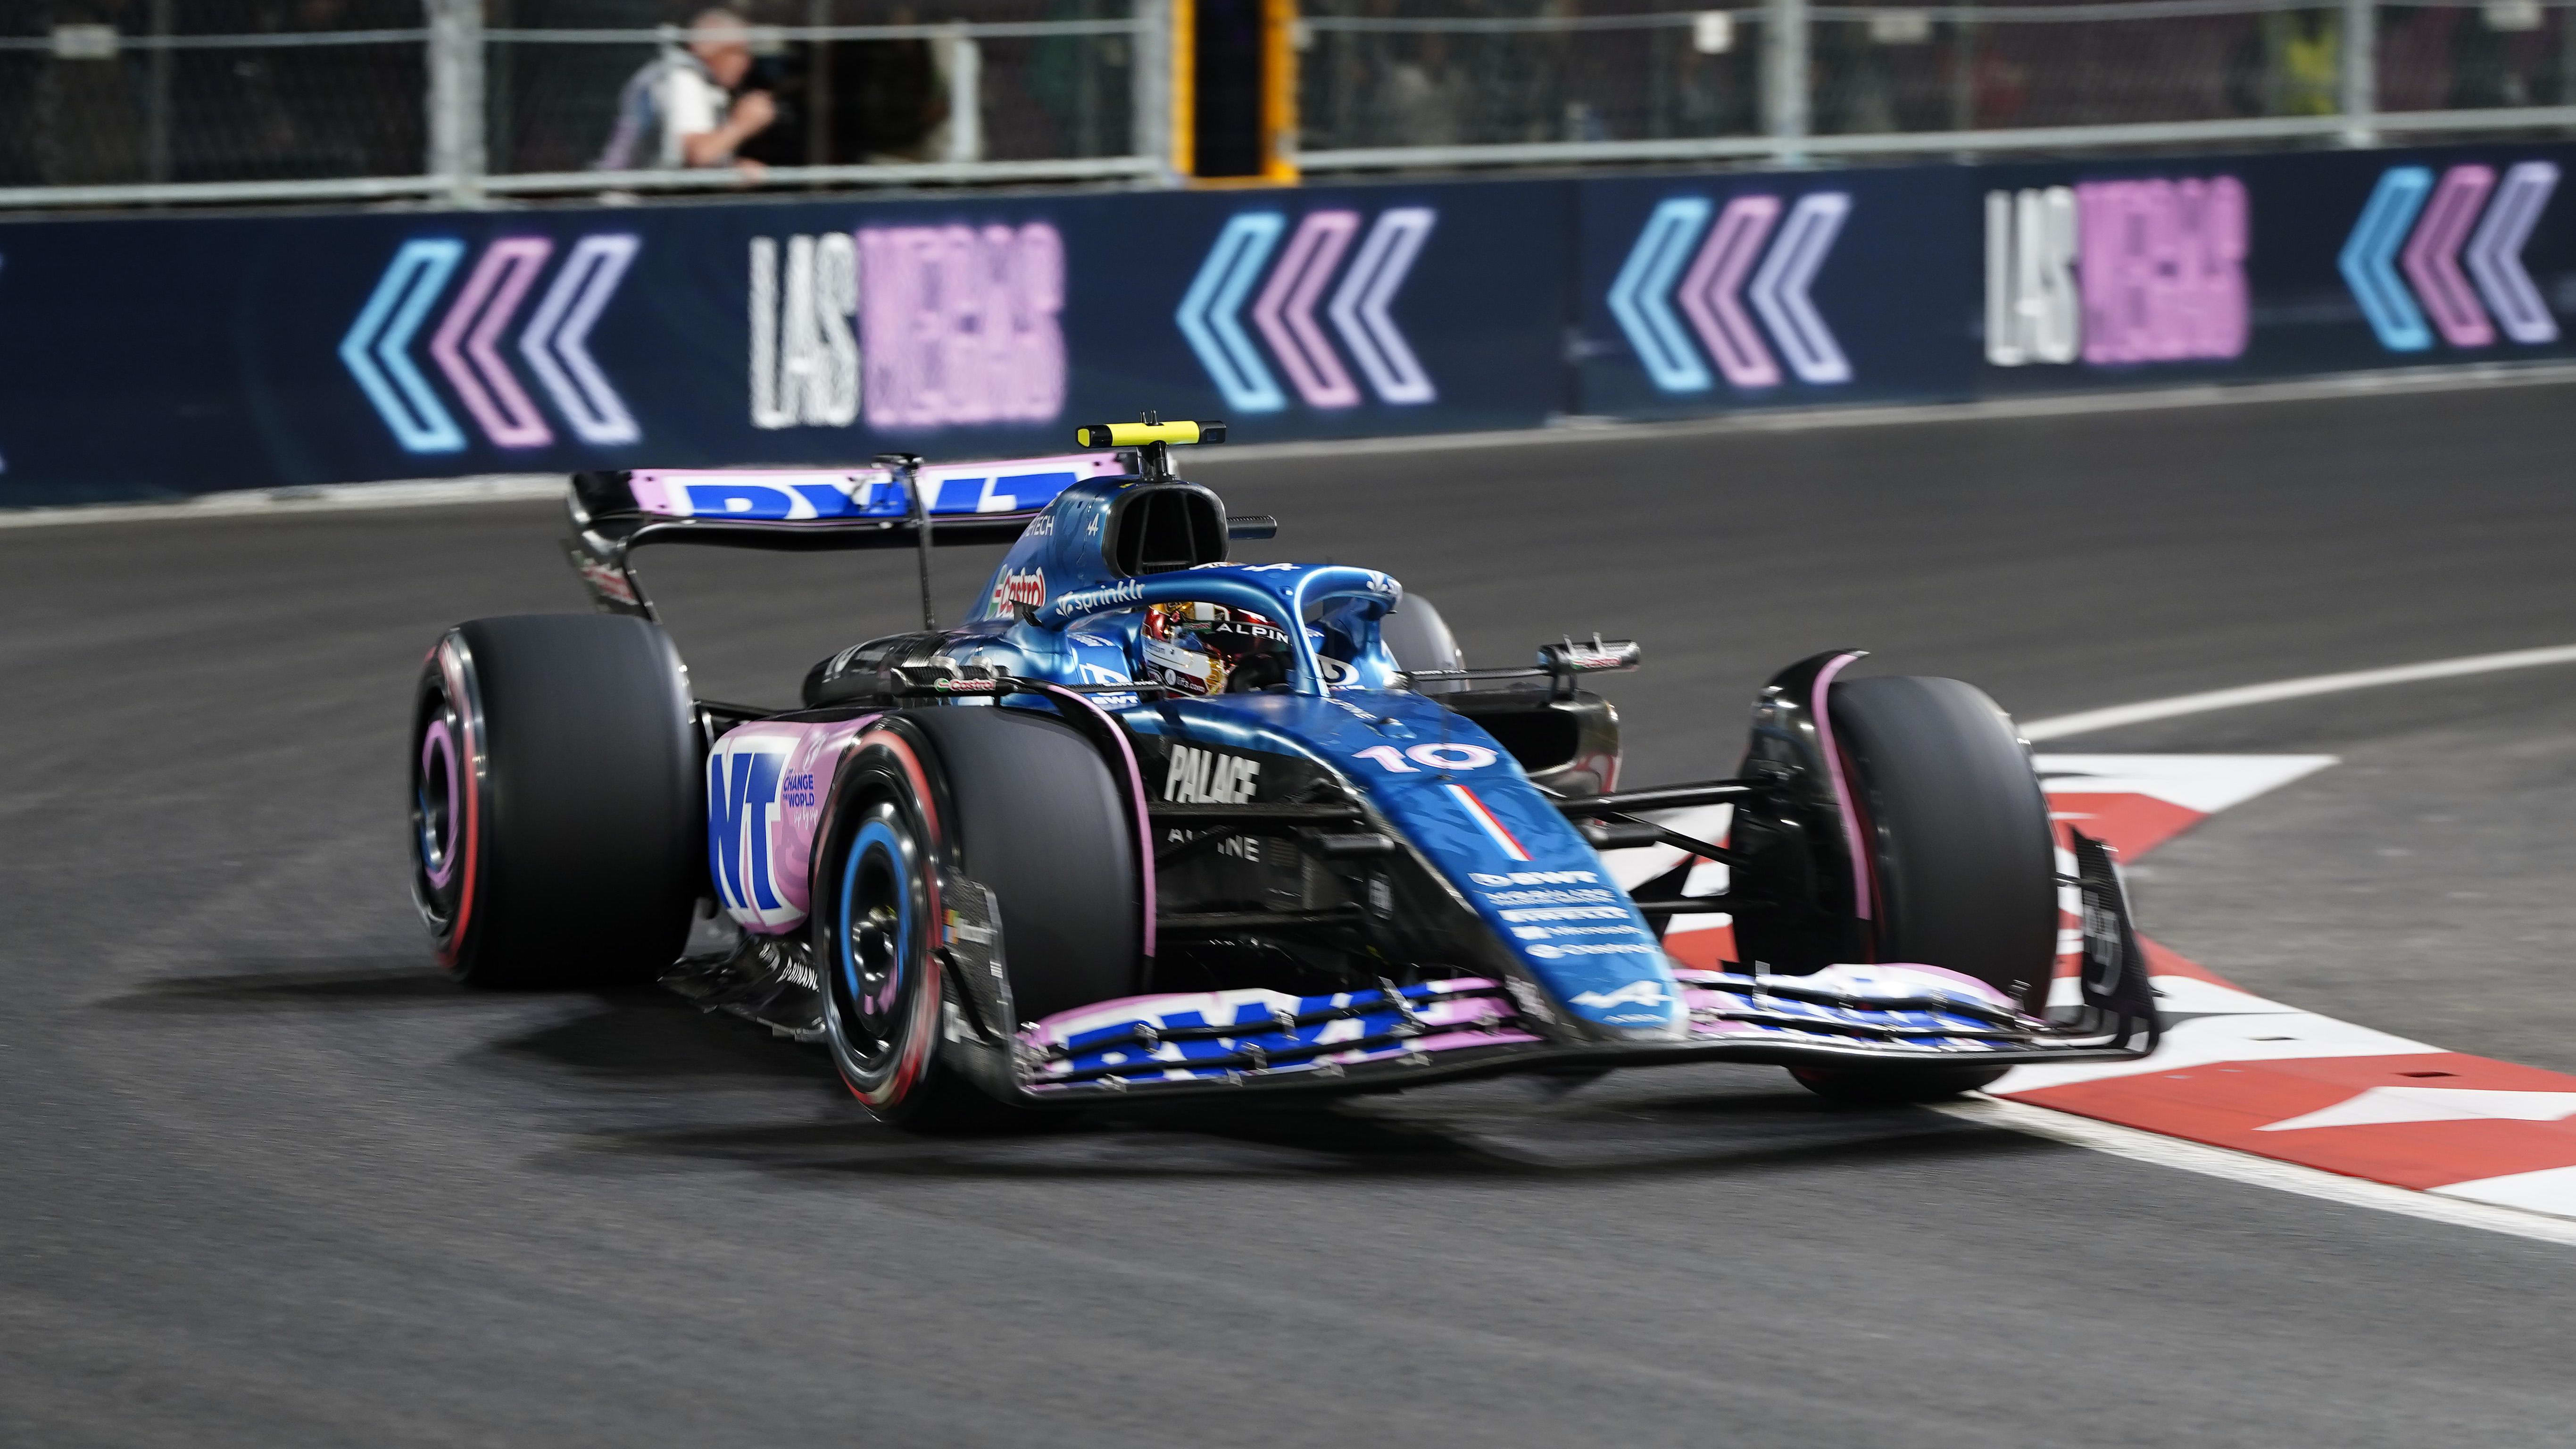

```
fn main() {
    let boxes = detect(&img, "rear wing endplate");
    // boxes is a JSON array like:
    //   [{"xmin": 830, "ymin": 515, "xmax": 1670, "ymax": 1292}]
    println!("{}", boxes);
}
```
[{"xmin": 564, "ymin": 453, "xmax": 1128, "ymax": 618}]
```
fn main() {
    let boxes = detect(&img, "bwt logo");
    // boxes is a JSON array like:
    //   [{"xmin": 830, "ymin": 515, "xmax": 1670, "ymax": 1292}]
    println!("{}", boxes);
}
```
[
  {"xmin": 1609, "ymin": 192, "xmax": 1851, "ymax": 393},
  {"xmin": 751, "ymin": 222, "xmax": 1066, "ymax": 433},
  {"xmin": 708, "ymin": 739, "xmax": 798, "ymax": 931},
  {"xmin": 341, "ymin": 234, "xmax": 640, "ymax": 454},
  {"xmin": 1986, "ymin": 176, "xmax": 2248, "ymax": 368},
  {"xmin": 2342, "ymin": 161, "xmax": 2559, "ymax": 352},
  {"xmin": 1177, "ymin": 208, "xmax": 1437, "ymax": 414}
]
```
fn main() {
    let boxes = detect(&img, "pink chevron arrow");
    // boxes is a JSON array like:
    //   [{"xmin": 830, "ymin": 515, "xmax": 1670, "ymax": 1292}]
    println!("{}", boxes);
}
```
[
  {"xmin": 428, "ymin": 237, "xmax": 555, "ymax": 449},
  {"xmin": 1676, "ymin": 195, "xmax": 1781, "ymax": 389},
  {"xmin": 1251, "ymin": 210, "xmax": 1361, "ymax": 409},
  {"xmin": 2402, "ymin": 164, "xmax": 2496, "ymax": 349}
]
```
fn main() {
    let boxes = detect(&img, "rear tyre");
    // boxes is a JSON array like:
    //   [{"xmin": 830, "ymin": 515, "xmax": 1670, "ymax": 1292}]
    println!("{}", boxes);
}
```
[
  {"xmin": 1789, "ymin": 675, "xmax": 2056, "ymax": 1105},
  {"xmin": 816, "ymin": 708, "xmax": 1139, "ymax": 1130},
  {"xmin": 411, "ymin": 615, "xmax": 702, "ymax": 988}
]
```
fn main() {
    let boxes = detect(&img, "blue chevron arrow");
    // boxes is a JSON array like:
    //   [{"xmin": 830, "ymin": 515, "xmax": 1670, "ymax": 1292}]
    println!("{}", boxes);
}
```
[
  {"xmin": 1609, "ymin": 198, "xmax": 1713, "ymax": 394},
  {"xmin": 2340, "ymin": 167, "xmax": 2435, "ymax": 354},
  {"xmin": 1176, "ymin": 213, "xmax": 1287, "ymax": 414},
  {"xmin": 341, "ymin": 239, "xmax": 467, "ymax": 454}
]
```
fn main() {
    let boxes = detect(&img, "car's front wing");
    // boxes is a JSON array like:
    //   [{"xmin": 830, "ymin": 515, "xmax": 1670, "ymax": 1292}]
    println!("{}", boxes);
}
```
[{"xmin": 945, "ymin": 827, "xmax": 2162, "ymax": 1106}]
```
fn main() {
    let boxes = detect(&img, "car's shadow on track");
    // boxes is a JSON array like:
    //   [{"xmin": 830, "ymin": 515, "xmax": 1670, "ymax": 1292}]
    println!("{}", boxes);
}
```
[
  {"xmin": 98, "ymin": 964, "xmax": 828, "ymax": 1090},
  {"xmin": 481, "ymin": 989, "xmax": 825, "ymax": 1086},
  {"xmin": 99, "ymin": 968, "xmax": 2053, "ymax": 1182},
  {"xmin": 554, "ymin": 1074, "xmax": 2053, "ymax": 1183},
  {"xmin": 96, "ymin": 958, "xmax": 470, "ymax": 1012}
]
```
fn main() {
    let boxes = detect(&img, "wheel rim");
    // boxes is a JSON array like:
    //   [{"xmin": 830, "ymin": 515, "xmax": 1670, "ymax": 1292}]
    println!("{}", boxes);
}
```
[
  {"xmin": 832, "ymin": 811, "xmax": 917, "ymax": 1072},
  {"xmin": 412, "ymin": 696, "xmax": 465, "ymax": 928}
]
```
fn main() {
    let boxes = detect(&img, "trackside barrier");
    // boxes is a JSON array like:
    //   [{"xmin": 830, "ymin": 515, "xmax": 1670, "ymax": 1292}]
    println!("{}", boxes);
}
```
[{"xmin": 1, "ymin": 137, "xmax": 2573, "ymax": 502}]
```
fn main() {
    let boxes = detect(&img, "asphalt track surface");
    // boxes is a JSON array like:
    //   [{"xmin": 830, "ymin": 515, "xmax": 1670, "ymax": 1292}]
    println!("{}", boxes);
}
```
[{"xmin": 8, "ymin": 381, "xmax": 2576, "ymax": 1447}]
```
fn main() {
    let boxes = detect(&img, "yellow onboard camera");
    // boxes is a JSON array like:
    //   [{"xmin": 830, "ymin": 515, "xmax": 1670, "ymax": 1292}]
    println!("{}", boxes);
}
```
[
  {"xmin": 1077, "ymin": 415, "xmax": 1226, "ymax": 480},
  {"xmin": 1074, "ymin": 419, "xmax": 1228, "ymax": 448}
]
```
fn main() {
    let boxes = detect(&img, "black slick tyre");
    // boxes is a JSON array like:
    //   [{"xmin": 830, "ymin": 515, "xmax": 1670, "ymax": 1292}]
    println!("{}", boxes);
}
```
[
  {"xmin": 1789, "ymin": 675, "xmax": 2056, "ymax": 1105},
  {"xmin": 410, "ymin": 614, "xmax": 702, "ymax": 988},
  {"xmin": 814, "ymin": 707, "xmax": 1139, "ymax": 1130}
]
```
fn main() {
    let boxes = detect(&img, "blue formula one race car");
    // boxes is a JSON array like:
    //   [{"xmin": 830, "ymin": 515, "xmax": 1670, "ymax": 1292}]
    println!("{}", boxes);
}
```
[{"xmin": 407, "ymin": 418, "xmax": 2159, "ymax": 1128}]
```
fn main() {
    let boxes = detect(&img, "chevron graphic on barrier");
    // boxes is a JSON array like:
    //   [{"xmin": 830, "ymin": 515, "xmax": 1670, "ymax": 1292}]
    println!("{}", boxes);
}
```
[
  {"xmin": 1178, "ymin": 214, "xmax": 1287, "ymax": 414},
  {"xmin": 521, "ymin": 233, "xmax": 642, "ymax": 446},
  {"xmin": 2404, "ymin": 165, "xmax": 2497, "ymax": 348},
  {"xmin": 1252, "ymin": 211, "xmax": 1361, "ymax": 409},
  {"xmin": 2343, "ymin": 162, "xmax": 2558, "ymax": 353},
  {"xmin": 1607, "ymin": 198, "xmax": 1711, "ymax": 393},
  {"xmin": 1178, "ymin": 208, "xmax": 1436, "ymax": 414},
  {"xmin": 343, "ymin": 233, "xmax": 640, "ymax": 454},
  {"xmin": 1677, "ymin": 195, "xmax": 1781, "ymax": 388},
  {"xmin": 1330, "ymin": 208, "xmax": 1438, "ymax": 406},
  {"xmin": 341, "ymin": 239, "xmax": 468, "ymax": 453},
  {"xmin": 1749, "ymin": 193, "xmax": 1852, "ymax": 385},
  {"xmin": 1610, "ymin": 191, "xmax": 1853, "ymax": 393},
  {"xmin": 430, "ymin": 237, "xmax": 555, "ymax": 449},
  {"xmin": 2468, "ymin": 161, "xmax": 2561, "ymax": 345}
]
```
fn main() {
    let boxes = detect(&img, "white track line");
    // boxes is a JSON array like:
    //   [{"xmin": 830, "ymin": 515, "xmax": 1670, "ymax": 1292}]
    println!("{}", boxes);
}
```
[
  {"xmin": 2021, "ymin": 644, "xmax": 2576, "ymax": 741},
  {"xmin": 1939, "ymin": 1098, "xmax": 2576, "ymax": 1248},
  {"xmin": 10, "ymin": 358, "xmax": 2576, "ymax": 531}
]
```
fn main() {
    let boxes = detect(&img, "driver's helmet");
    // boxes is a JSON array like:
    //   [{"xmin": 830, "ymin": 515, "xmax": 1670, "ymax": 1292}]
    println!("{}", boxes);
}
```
[{"xmin": 1141, "ymin": 601, "xmax": 1294, "ymax": 696}]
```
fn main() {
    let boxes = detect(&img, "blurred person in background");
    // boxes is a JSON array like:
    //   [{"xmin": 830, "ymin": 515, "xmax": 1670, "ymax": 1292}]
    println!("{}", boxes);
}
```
[
  {"xmin": 2229, "ymin": 8, "xmax": 2338, "ymax": 116},
  {"xmin": 594, "ymin": 6, "xmax": 778, "ymax": 177},
  {"xmin": 29, "ymin": 0, "xmax": 146, "ymax": 184},
  {"xmin": 1378, "ymin": 30, "xmax": 1469, "ymax": 147}
]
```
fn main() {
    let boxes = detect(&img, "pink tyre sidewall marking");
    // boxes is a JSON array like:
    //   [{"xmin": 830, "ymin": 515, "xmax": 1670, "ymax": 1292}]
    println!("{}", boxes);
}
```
[{"xmin": 419, "ymin": 718, "xmax": 462, "ymax": 891}]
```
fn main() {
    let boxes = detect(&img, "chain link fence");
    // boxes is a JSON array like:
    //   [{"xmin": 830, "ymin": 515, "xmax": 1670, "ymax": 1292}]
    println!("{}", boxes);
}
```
[
  {"xmin": 7, "ymin": 0, "xmax": 2576, "ymax": 204},
  {"xmin": 485, "ymin": 0, "xmax": 1150, "ymax": 180},
  {"xmin": 0, "ymin": 1, "xmax": 430, "ymax": 190},
  {"xmin": 1296, "ymin": 0, "xmax": 2576, "ymax": 169},
  {"xmin": 1296, "ymin": 9, "xmax": 1767, "ymax": 150},
  {"xmin": 0, "ymin": 0, "xmax": 1164, "ymax": 206}
]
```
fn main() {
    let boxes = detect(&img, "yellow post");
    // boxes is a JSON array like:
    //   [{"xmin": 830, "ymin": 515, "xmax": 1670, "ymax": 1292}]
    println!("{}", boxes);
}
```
[
  {"xmin": 1263, "ymin": 0, "xmax": 1299, "ymax": 182},
  {"xmin": 1170, "ymin": 0, "xmax": 1197, "ymax": 179}
]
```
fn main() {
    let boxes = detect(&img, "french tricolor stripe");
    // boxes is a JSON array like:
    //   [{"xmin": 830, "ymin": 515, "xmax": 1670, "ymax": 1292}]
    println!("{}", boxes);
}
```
[{"xmin": 1446, "ymin": 783, "xmax": 1532, "ymax": 862}]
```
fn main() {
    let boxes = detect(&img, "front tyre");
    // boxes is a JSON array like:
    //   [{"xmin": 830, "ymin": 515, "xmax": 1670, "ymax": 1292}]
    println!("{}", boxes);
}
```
[
  {"xmin": 812, "ymin": 722, "xmax": 1022, "ymax": 1132},
  {"xmin": 815, "ymin": 750, "xmax": 950, "ymax": 1120},
  {"xmin": 814, "ymin": 709, "xmax": 1141, "ymax": 1131},
  {"xmin": 1791, "ymin": 675, "xmax": 2057, "ymax": 1105}
]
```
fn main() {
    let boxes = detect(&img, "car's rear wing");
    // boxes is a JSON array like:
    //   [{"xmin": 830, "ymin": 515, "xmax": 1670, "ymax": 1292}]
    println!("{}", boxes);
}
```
[{"xmin": 564, "ymin": 452, "xmax": 1130, "ymax": 619}]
